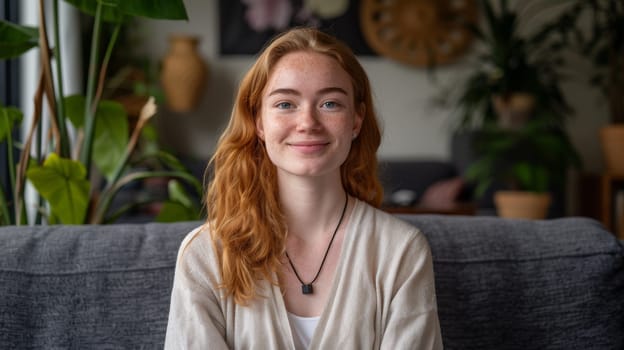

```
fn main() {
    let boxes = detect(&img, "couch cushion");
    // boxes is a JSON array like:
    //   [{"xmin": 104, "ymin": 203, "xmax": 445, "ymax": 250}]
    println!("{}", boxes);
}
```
[
  {"xmin": 401, "ymin": 215, "xmax": 624, "ymax": 350},
  {"xmin": 0, "ymin": 221, "xmax": 200, "ymax": 349}
]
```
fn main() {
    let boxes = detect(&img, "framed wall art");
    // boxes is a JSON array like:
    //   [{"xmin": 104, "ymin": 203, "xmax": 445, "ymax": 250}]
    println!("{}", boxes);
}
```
[{"xmin": 219, "ymin": 0, "xmax": 375, "ymax": 55}]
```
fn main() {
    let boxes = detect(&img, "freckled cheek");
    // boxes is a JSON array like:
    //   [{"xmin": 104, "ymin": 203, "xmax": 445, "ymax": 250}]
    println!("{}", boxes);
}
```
[{"xmin": 330, "ymin": 120, "xmax": 356, "ymax": 138}]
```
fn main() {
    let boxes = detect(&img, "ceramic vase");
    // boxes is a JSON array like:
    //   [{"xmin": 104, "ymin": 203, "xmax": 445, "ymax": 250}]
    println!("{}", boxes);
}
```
[
  {"xmin": 161, "ymin": 35, "xmax": 208, "ymax": 112},
  {"xmin": 494, "ymin": 191, "xmax": 551, "ymax": 219}
]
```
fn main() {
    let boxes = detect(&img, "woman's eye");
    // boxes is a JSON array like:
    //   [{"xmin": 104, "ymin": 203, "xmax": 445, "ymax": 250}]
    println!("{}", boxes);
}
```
[
  {"xmin": 276, "ymin": 102, "xmax": 292, "ymax": 109},
  {"xmin": 322, "ymin": 101, "xmax": 338, "ymax": 109}
]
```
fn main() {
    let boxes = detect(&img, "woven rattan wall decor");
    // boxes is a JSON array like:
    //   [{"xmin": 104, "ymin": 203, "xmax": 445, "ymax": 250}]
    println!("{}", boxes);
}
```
[{"xmin": 360, "ymin": 0, "xmax": 478, "ymax": 66}]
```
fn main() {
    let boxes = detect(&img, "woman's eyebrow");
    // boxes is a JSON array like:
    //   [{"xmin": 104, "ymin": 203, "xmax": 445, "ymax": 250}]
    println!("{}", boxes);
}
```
[
  {"xmin": 267, "ymin": 87, "xmax": 349, "ymax": 97},
  {"xmin": 267, "ymin": 88, "xmax": 300, "ymax": 97},
  {"xmin": 317, "ymin": 87, "xmax": 348, "ymax": 96}
]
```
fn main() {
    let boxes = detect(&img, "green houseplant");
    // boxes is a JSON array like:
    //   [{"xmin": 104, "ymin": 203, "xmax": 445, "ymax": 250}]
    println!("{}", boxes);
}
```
[
  {"xmin": 0, "ymin": 0, "xmax": 202, "ymax": 225},
  {"xmin": 466, "ymin": 119, "xmax": 582, "ymax": 218},
  {"xmin": 443, "ymin": 0, "xmax": 574, "ymax": 130},
  {"xmin": 559, "ymin": 0, "xmax": 624, "ymax": 173},
  {"xmin": 438, "ymin": 0, "xmax": 584, "ymax": 217}
]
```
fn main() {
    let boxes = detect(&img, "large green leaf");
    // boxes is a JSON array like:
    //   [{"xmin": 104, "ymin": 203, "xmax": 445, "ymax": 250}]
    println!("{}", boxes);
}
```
[
  {"xmin": 0, "ymin": 106, "xmax": 22, "ymax": 141},
  {"xmin": 156, "ymin": 201, "xmax": 199, "ymax": 223},
  {"xmin": 167, "ymin": 179, "xmax": 196, "ymax": 209},
  {"xmin": 63, "ymin": 95, "xmax": 129, "ymax": 179},
  {"xmin": 118, "ymin": 0, "xmax": 188, "ymax": 20},
  {"xmin": 64, "ymin": 94, "xmax": 86, "ymax": 128},
  {"xmin": 63, "ymin": 0, "xmax": 188, "ymax": 21},
  {"xmin": 62, "ymin": 0, "xmax": 124, "ymax": 23},
  {"xmin": 93, "ymin": 100, "xmax": 129, "ymax": 180},
  {"xmin": 26, "ymin": 153, "xmax": 90, "ymax": 224},
  {"xmin": 0, "ymin": 20, "xmax": 38, "ymax": 60}
]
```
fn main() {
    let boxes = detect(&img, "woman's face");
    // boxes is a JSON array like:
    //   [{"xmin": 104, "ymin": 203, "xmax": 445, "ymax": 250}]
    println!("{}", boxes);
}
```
[{"xmin": 256, "ymin": 51, "xmax": 363, "ymax": 180}]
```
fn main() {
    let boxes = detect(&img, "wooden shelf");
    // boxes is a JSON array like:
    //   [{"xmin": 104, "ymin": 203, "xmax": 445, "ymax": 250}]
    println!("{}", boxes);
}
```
[
  {"xmin": 601, "ymin": 173, "xmax": 624, "ymax": 238},
  {"xmin": 382, "ymin": 202, "xmax": 476, "ymax": 216},
  {"xmin": 580, "ymin": 173, "xmax": 624, "ymax": 238}
]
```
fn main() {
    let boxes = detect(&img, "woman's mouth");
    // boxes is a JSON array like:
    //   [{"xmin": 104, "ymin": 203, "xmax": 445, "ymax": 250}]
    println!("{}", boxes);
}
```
[{"xmin": 288, "ymin": 141, "xmax": 329, "ymax": 153}]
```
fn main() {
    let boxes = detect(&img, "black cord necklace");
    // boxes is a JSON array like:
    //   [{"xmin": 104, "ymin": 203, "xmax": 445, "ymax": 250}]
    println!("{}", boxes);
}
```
[{"xmin": 285, "ymin": 194, "xmax": 348, "ymax": 295}]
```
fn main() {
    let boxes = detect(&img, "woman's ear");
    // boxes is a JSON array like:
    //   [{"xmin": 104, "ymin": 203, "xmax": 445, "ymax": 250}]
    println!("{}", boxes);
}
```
[
  {"xmin": 255, "ymin": 115, "xmax": 265, "ymax": 141},
  {"xmin": 353, "ymin": 103, "xmax": 365, "ymax": 138}
]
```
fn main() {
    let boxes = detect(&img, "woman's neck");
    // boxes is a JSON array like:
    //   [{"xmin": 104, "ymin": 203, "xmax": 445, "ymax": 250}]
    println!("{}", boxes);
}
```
[{"xmin": 278, "ymin": 174, "xmax": 347, "ymax": 243}]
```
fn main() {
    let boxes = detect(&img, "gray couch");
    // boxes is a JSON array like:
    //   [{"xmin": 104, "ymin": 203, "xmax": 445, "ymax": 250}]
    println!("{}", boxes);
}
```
[{"xmin": 1, "ymin": 215, "xmax": 623, "ymax": 349}]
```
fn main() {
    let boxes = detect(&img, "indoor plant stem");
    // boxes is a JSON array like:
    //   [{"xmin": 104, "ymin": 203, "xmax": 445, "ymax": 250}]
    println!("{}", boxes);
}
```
[
  {"xmin": 37, "ymin": 0, "xmax": 65, "ymax": 156},
  {"xmin": 1, "ymin": 118, "xmax": 15, "ymax": 224},
  {"xmin": 80, "ymin": 1, "xmax": 103, "ymax": 173},
  {"xmin": 93, "ymin": 22, "xmax": 122, "ymax": 107},
  {"xmin": 52, "ymin": 0, "xmax": 70, "ymax": 158},
  {"xmin": 93, "ymin": 170, "xmax": 201, "ymax": 224}
]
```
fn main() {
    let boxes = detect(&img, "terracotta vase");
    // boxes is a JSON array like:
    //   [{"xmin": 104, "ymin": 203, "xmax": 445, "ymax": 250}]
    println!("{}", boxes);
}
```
[
  {"xmin": 494, "ymin": 191, "xmax": 551, "ymax": 220},
  {"xmin": 600, "ymin": 125, "xmax": 624, "ymax": 175},
  {"xmin": 161, "ymin": 35, "xmax": 208, "ymax": 112}
]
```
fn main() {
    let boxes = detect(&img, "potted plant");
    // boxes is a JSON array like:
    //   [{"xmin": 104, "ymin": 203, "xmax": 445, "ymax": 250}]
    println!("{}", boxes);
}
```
[
  {"xmin": 432, "ymin": 0, "xmax": 583, "ymax": 217},
  {"xmin": 558, "ymin": 0, "xmax": 624, "ymax": 174},
  {"xmin": 0, "ymin": 1, "xmax": 201, "ymax": 225},
  {"xmin": 438, "ymin": 0, "xmax": 573, "ymax": 130},
  {"xmin": 466, "ymin": 119, "xmax": 582, "ymax": 219}
]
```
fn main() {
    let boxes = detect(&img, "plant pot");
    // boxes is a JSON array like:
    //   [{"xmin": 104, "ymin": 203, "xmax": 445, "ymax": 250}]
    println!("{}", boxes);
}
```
[
  {"xmin": 160, "ymin": 35, "xmax": 208, "ymax": 112},
  {"xmin": 492, "ymin": 93, "xmax": 535, "ymax": 129},
  {"xmin": 494, "ymin": 191, "xmax": 551, "ymax": 219},
  {"xmin": 600, "ymin": 125, "xmax": 624, "ymax": 175}
]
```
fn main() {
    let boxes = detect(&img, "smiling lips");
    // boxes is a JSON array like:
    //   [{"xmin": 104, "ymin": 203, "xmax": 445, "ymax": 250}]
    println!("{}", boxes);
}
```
[{"xmin": 288, "ymin": 141, "xmax": 330, "ymax": 154}]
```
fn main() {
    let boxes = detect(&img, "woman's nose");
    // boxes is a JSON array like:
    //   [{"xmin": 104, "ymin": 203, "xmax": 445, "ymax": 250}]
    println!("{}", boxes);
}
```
[{"xmin": 296, "ymin": 106, "xmax": 321, "ymax": 131}]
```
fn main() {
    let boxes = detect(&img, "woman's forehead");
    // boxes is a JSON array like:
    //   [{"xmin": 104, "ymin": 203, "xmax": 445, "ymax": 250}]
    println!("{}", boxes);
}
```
[{"xmin": 265, "ymin": 51, "xmax": 354, "ymax": 96}]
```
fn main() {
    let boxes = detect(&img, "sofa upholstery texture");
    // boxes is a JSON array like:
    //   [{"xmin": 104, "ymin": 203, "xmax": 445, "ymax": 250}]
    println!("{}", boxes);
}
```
[{"xmin": 1, "ymin": 215, "xmax": 623, "ymax": 349}]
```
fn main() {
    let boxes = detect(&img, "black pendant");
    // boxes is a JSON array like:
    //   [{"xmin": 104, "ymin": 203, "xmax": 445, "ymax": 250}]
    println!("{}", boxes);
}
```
[{"xmin": 302, "ymin": 284, "xmax": 313, "ymax": 294}]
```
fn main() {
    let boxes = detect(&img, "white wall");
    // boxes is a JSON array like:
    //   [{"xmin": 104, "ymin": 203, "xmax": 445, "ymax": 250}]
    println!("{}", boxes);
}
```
[{"xmin": 135, "ymin": 0, "xmax": 608, "ymax": 173}]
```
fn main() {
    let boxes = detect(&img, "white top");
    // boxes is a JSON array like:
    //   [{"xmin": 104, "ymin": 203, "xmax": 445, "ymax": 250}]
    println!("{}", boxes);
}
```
[
  {"xmin": 287, "ymin": 312, "xmax": 320, "ymax": 350},
  {"xmin": 165, "ymin": 198, "xmax": 443, "ymax": 349}
]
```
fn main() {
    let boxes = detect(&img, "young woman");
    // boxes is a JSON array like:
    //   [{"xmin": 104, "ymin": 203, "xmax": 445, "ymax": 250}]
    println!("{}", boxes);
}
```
[{"xmin": 165, "ymin": 27, "xmax": 442, "ymax": 349}]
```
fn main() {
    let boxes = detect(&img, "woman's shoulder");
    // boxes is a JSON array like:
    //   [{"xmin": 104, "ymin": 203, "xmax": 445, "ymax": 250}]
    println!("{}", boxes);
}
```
[
  {"xmin": 176, "ymin": 223, "xmax": 221, "ymax": 275},
  {"xmin": 179, "ymin": 223, "xmax": 212, "ymax": 252},
  {"xmin": 356, "ymin": 200, "xmax": 424, "ymax": 240},
  {"xmin": 352, "ymin": 199, "xmax": 431, "ymax": 259}
]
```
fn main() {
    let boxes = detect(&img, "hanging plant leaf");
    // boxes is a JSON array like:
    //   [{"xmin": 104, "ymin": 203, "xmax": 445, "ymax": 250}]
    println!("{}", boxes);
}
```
[
  {"xmin": 0, "ymin": 20, "xmax": 38, "ymax": 59},
  {"xmin": 26, "ymin": 153, "xmax": 90, "ymax": 224},
  {"xmin": 63, "ymin": 0, "xmax": 188, "ymax": 21},
  {"xmin": 0, "ymin": 106, "xmax": 23, "ymax": 142},
  {"xmin": 93, "ymin": 100, "xmax": 129, "ymax": 180}
]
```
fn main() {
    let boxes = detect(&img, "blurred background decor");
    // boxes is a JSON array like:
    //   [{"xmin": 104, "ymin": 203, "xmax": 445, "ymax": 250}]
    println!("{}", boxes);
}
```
[
  {"xmin": 560, "ymin": 0, "xmax": 624, "ymax": 175},
  {"xmin": 432, "ymin": 0, "xmax": 583, "ymax": 218},
  {"xmin": 360, "ymin": 0, "xmax": 478, "ymax": 67},
  {"xmin": 219, "ymin": 0, "xmax": 375, "ymax": 55},
  {"xmin": 160, "ymin": 34, "xmax": 208, "ymax": 113}
]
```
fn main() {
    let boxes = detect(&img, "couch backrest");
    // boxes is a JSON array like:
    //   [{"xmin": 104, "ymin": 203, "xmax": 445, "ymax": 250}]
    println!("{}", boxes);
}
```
[
  {"xmin": 1, "ymin": 216, "xmax": 622, "ymax": 349},
  {"xmin": 0, "ymin": 222, "xmax": 198, "ymax": 349},
  {"xmin": 401, "ymin": 215, "xmax": 624, "ymax": 350}
]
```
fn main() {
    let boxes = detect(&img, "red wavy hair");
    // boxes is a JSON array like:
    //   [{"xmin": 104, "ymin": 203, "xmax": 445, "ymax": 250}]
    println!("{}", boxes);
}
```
[{"xmin": 205, "ymin": 27, "xmax": 383, "ymax": 305}]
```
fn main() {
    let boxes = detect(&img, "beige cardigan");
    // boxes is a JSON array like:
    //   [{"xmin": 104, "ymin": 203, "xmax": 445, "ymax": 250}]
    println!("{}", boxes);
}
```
[{"xmin": 165, "ymin": 199, "xmax": 443, "ymax": 349}]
